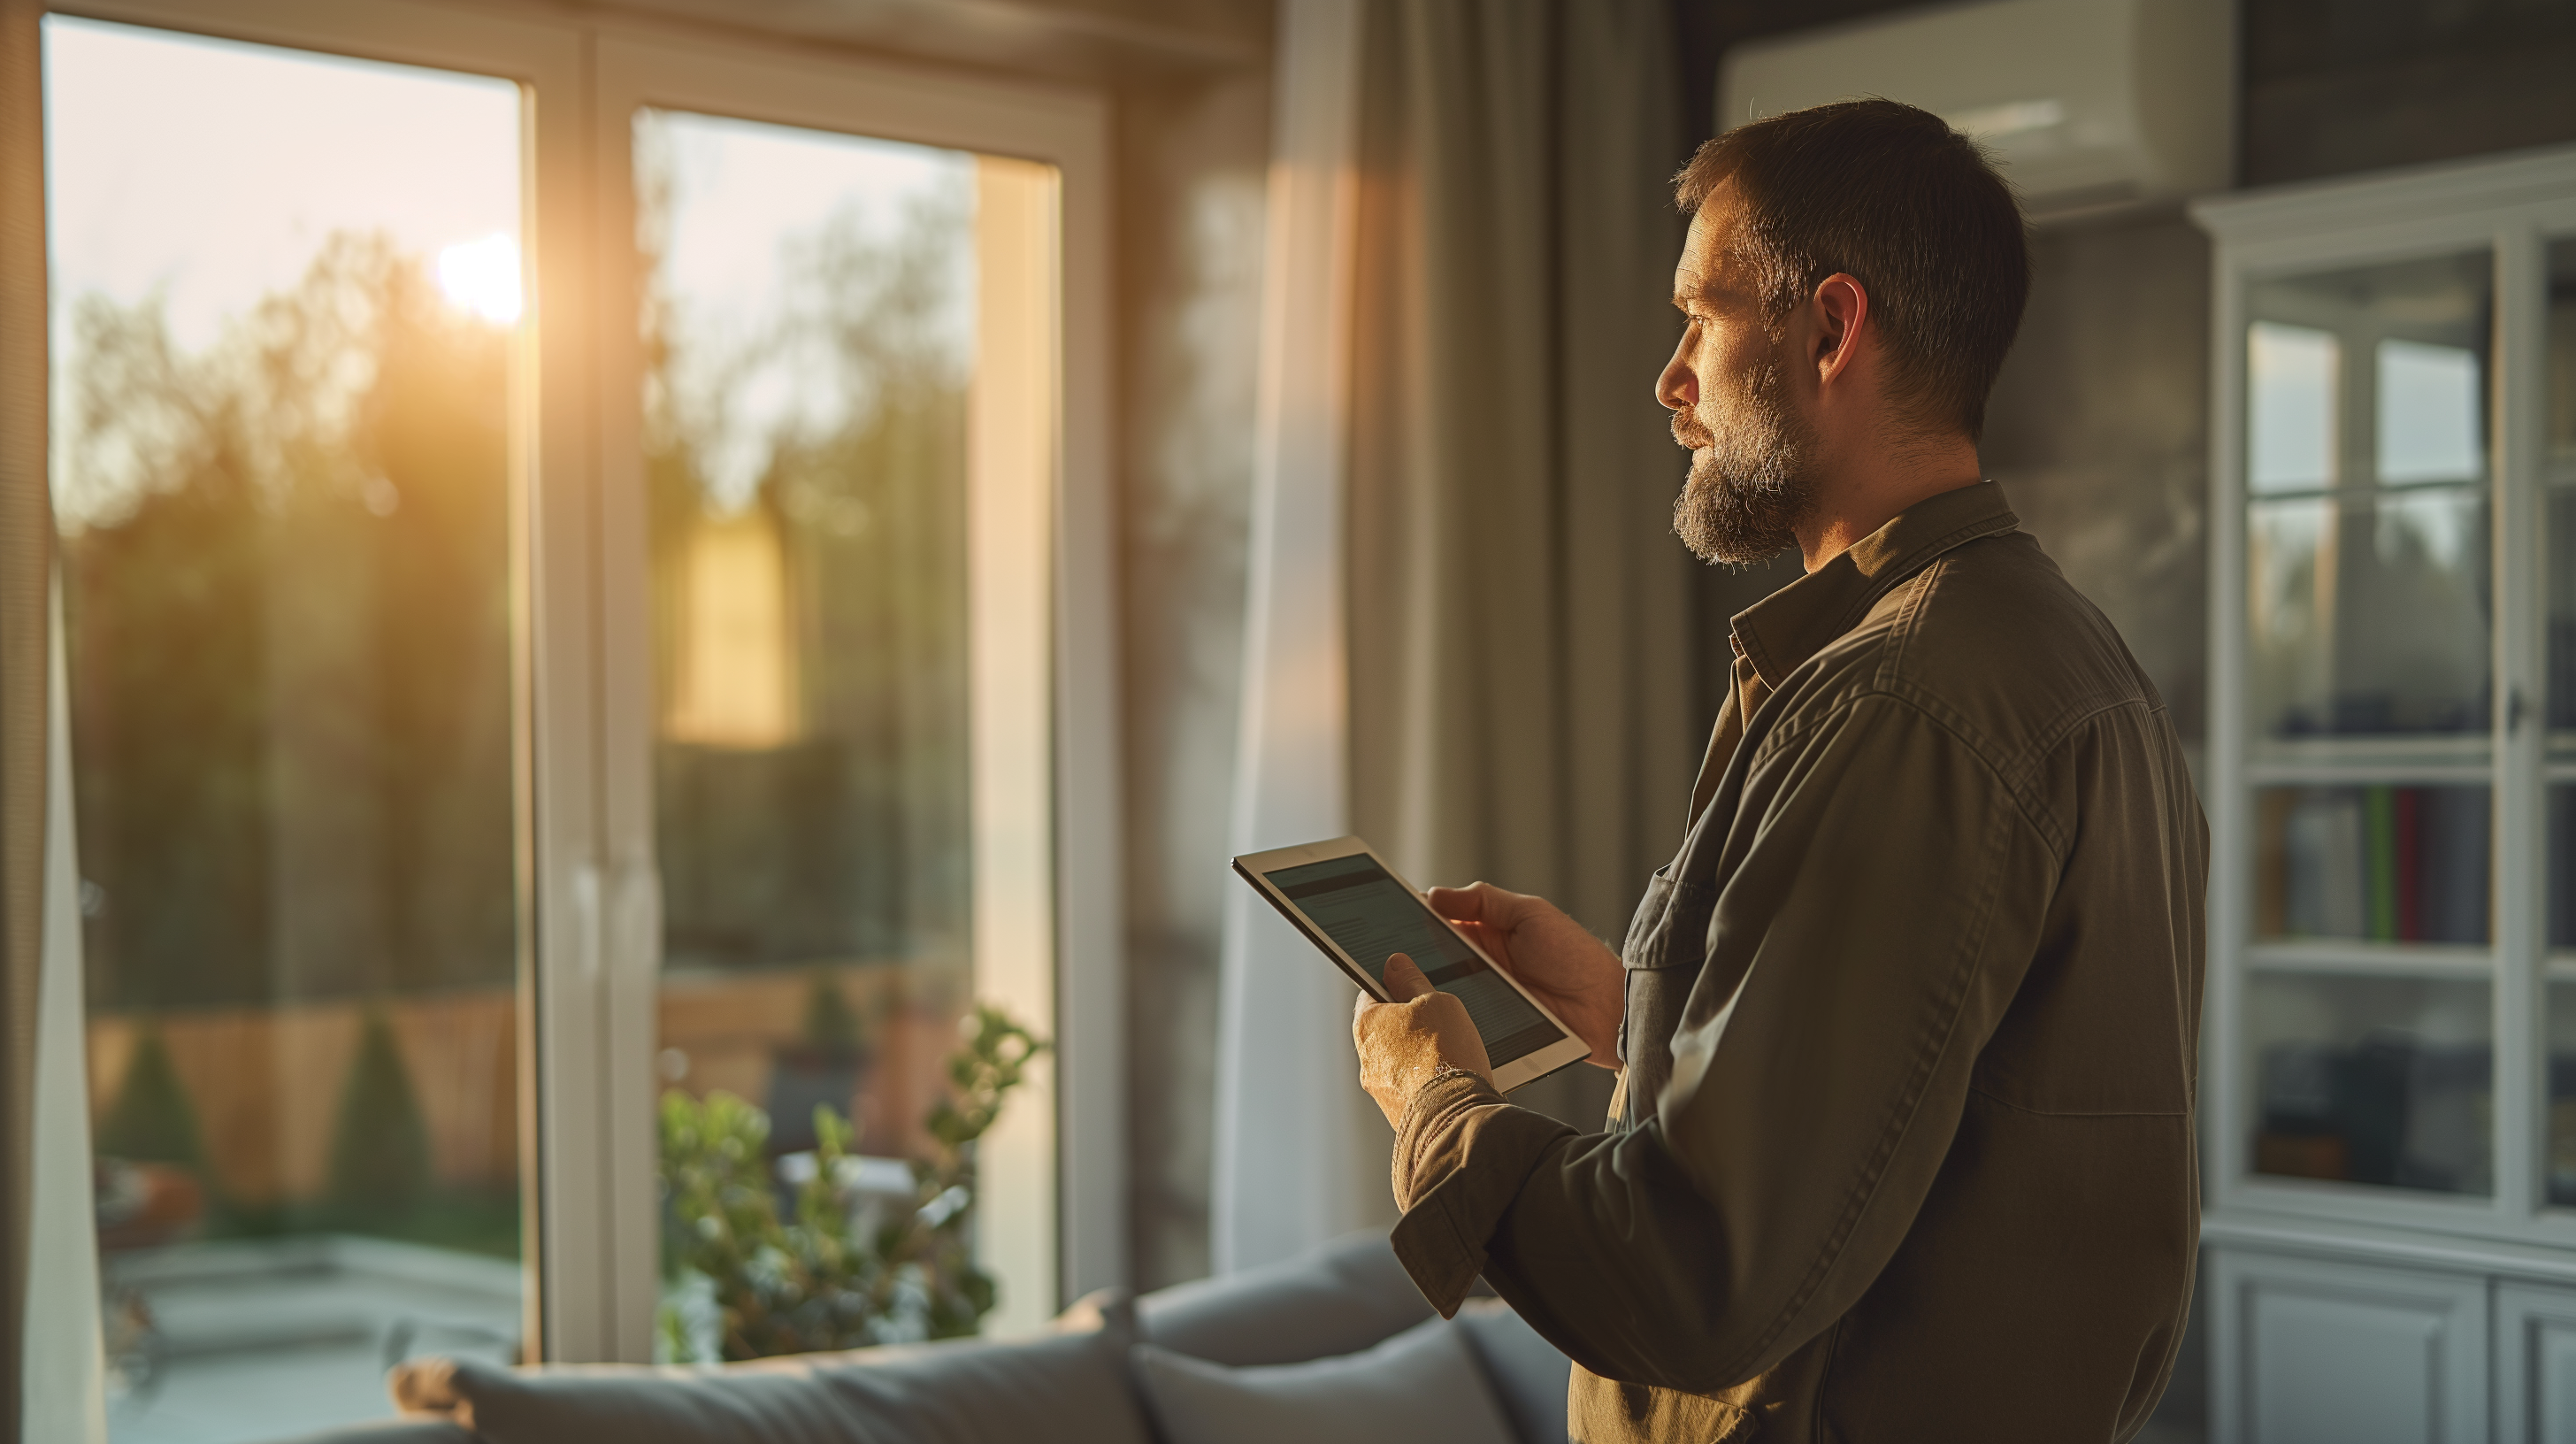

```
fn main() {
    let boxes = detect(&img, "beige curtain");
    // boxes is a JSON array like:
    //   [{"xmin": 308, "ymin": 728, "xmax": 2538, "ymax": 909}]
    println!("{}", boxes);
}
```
[
  {"xmin": 1345, "ymin": 0, "xmax": 1695, "ymax": 1120},
  {"xmin": 0, "ymin": 0, "xmax": 50, "ymax": 1435}
]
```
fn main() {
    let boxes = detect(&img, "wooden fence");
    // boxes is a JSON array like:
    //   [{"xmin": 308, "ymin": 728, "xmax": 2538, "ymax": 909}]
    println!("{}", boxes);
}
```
[{"xmin": 85, "ymin": 963, "xmax": 968, "ymax": 1208}]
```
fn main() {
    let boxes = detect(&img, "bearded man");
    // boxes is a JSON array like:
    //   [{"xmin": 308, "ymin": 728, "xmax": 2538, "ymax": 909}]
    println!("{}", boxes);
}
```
[{"xmin": 1350, "ymin": 99, "xmax": 2207, "ymax": 1442}]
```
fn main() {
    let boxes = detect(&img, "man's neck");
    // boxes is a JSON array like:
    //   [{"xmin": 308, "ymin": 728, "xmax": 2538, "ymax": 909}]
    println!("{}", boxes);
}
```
[{"xmin": 1794, "ymin": 436, "xmax": 1986, "ymax": 573}]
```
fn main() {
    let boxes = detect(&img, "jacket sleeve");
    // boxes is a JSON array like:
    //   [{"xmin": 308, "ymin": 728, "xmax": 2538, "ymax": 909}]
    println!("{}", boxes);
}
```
[{"xmin": 1388, "ymin": 691, "xmax": 2062, "ymax": 1394}]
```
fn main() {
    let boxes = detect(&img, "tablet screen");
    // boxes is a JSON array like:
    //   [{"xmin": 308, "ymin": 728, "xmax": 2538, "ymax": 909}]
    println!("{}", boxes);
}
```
[{"xmin": 1264, "ymin": 853, "xmax": 1566, "ymax": 1066}]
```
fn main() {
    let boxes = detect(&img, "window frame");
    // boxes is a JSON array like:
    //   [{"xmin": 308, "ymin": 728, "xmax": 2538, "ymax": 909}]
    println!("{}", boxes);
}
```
[{"xmin": 33, "ymin": 0, "xmax": 1124, "ymax": 1368}]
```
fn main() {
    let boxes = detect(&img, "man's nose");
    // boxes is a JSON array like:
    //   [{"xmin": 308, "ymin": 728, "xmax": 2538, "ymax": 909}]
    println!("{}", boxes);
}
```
[{"xmin": 1656, "ymin": 344, "xmax": 1698, "ymax": 413}]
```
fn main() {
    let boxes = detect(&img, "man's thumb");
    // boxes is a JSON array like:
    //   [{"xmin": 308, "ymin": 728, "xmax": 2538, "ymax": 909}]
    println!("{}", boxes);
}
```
[{"xmin": 1383, "ymin": 952, "xmax": 1432, "ymax": 1001}]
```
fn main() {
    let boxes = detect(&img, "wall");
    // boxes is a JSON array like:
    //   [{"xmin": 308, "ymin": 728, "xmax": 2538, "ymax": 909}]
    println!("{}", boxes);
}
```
[
  {"xmin": 2243, "ymin": 0, "xmax": 2576, "ymax": 187},
  {"xmin": 1982, "ymin": 216, "xmax": 2212, "ymax": 754}
]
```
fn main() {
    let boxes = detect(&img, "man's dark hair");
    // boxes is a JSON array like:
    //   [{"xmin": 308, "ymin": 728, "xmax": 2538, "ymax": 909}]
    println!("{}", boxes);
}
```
[{"xmin": 1675, "ymin": 98, "xmax": 2029, "ymax": 442}]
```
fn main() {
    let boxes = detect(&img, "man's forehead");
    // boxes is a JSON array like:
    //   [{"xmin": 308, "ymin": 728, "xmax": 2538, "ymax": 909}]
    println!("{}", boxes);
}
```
[{"xmin": 1674, "ymin": 189, "xmax": 1743, "ymax": 303}]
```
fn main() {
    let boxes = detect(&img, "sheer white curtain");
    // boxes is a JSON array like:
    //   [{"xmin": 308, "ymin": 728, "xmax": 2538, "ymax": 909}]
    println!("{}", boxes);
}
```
[
  {"xmin": 27, "ymin": 584, "xmax": 106, "ymax": 1444},
  {"xmin": 5, "ymin": 4, "xmax": 106, "ymax": 1432},
  {"xmin": 1212, "ymin": 0, "xmax": 1376, "ymax": 1276},
  {"xmin": 5, "ymin": 0, "xmax": 108, "ymax": 1434},
  {"xmin": 1215, "ymin": 0, "xmax": 1694, "ymax": 1272}
]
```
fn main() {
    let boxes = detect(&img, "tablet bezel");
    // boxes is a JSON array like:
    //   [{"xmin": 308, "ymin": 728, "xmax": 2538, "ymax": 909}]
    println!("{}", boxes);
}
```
[{"xmin": 1231, "ymin": 834, "xmax": 1593, "ymax": 1095}]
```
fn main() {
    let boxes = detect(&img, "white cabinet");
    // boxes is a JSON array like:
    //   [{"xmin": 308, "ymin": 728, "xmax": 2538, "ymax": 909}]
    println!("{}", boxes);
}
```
[
  {"xmin": 2194, "ymin": 142, "xmax": 2576, "ymax": 1442},
  {"xmin": 2212, "ymin": 1249, "xmax": 2487, "ymax": 1444},
  {"xmin": 2497, "ymin": 1282, "xmax": 2576, "ymax": 1443}
]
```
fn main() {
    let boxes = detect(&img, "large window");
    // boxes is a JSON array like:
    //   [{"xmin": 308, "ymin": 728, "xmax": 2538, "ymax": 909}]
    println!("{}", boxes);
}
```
[
  {"xmin": 33, "ymin": 4, "xmax": 1117, "ymax": 1438},
  {"xmin": 49, "ymin": 21, "xmax": 529, "ymax": 1437}
]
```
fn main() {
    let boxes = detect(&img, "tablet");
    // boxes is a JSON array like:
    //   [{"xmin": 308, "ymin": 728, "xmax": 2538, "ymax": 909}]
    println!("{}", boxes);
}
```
[{"xmin": 1232, "ymin": 836, "xmax": 1591, "ymax": 1093}]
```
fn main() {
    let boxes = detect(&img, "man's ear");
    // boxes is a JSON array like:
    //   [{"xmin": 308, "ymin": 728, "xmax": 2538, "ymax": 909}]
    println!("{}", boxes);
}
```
[{"xmin": 1810, "ymin": 273, "xmax": 1870, "ymax": 388}]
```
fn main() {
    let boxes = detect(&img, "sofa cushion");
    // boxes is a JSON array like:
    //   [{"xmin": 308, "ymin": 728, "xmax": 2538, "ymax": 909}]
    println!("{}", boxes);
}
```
[
  {"xmin": 387, "ymin": 1292, "xmax": 1148, "ymax": 1444},
  {"xmin": 1453, "ymin": 1301, "xmax": 1572, "ymax": 1444},
  {"xmin": 1136, "ymin": 1229, "xmax": 1434, "ymax": 1366},
  {"xmin": 1130, "ymin": 1315, "xmax": 1517, "ymax": 1444}
]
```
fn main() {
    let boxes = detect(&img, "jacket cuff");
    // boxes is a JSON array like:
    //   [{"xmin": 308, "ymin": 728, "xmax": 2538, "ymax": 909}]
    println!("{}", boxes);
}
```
[{"xmin": 1387, "ymin": 1071, "xmax": 1571, "ymax": 1317}]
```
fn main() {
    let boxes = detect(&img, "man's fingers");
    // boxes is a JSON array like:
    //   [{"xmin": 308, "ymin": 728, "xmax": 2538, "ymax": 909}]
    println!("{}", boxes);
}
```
[
  {"xmin": 1427, "ymin": 880, "xmax": 1536, "ymax": 930},
  {"xmin": 1423, "ymin": 882, "xmax": 1499, "ymax": 921},
  {"xmin": 1382, "ymin": 952, "xmax": 1432, "ymax": 1001}
]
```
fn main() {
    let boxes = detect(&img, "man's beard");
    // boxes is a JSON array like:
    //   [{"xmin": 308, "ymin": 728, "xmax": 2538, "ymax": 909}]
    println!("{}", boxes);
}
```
[{"xmin": 1670, "ymin": 357, "xmax": 1816, "ymax": 565}]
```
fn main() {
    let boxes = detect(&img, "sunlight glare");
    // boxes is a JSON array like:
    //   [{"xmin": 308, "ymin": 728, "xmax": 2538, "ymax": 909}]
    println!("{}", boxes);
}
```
[{"xmin": 437, "ymin": 233, "xmax": 522, "ymax": 323}]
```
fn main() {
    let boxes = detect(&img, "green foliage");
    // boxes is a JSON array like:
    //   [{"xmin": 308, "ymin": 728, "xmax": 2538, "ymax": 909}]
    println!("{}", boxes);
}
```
[
  {"xmin": 928, "ymin": 1002, "xmax": 1043, "ymax": 1156},
  {"xmin": 64, "ymin": 157, "xmax": 974, "ymax": 1019},
  {"xmin": 657, "ymin": 1002, "xmax": 1044, "ymax": 1360},
  {"xmin": 96, "ymin": 1027, "xmax": 202, "ymax": 1167},
  {"xmin": 326, "ymin": 1012, "xmax": 433, "ymax": 1217},
  {"xmin": 63, "ymin": 233, "xmax": 517, "ymax": 1010}
]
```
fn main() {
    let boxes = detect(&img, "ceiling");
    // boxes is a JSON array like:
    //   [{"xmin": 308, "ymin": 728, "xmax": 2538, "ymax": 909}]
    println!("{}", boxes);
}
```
[{"xmin": 566, "ymin": 0, "xmax": 1268, "ymax": 86}]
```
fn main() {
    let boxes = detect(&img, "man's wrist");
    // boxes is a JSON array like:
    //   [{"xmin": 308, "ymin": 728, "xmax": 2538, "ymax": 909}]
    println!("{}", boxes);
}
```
[
  {"xmin": 1392, "ymin": 1067, "xmax": 1504, "ymax": 1210},
  {"xmin": 1384, "ymin": 1074, "xmax": 1574, "ymax": 1318},
  {"xmin": 1424, "ymin": 1062, "xmax": 1488, "ymax": 1093}
]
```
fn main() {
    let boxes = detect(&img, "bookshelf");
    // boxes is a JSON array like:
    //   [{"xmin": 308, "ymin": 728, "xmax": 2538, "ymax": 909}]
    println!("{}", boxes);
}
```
[{"xmin": 2193, "ymin": 149, "xmax": 2576, "ymax": 1440}]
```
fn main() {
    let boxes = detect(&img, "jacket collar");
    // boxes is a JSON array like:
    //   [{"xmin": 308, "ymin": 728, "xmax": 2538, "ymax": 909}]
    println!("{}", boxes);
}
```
[{"xmin": 1729, "ymin": 480, "xmax": 2020, "ymax": 689}]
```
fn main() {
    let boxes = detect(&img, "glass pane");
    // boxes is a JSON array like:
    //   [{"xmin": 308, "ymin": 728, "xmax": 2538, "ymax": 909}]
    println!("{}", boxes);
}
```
[
  {"xmin": 640, "ymin": 111, "xmax": 1017, "ymax": 1360},
  {"xmin": 2557, "ymin": 482, "xmax": 2576, "ymax": 738},
  {"xmin": 2551, "ymin": 787, "xmax": 2576, "ymax": 954},
  {"xmin": 2246, "ymin": 251, "xmax": 2493, "ymax": 744},
  {"xmin": 2253, "ymin": 786, "xmax": 2490, "ymax": 945},
  {"xmin": 2549, "ymin": 979, "xmax": 2576, "ymax": 1206},
  {"xmin": 2552, "ymin": 241, "xmax": 2576, "ymax": 956},
  {"xmin": 2250, "ymin": 320, "xmax": 2337, "ymax": 494},
  {"xmin": 2550, "ymin": 238, "xmax": 2576, "ymax": 486},
  {"xmin": 45, "ymin": 19, "xmax": 525, "ymax": 1440},
  {"xmin": 2555, "ymin": 248, "xmax": 2576, "ymax": 1201},
  {"xmin": 2247, "ymin": 489, "xmax": 2492, "ymax": 739},
  {"xmin": 2377, "ymin": 338, "xmax": 2485, "ymax": 484},
  {"xmin": 2249, "ymin": 974, "xmax": 2491, "ymax": 1195}
]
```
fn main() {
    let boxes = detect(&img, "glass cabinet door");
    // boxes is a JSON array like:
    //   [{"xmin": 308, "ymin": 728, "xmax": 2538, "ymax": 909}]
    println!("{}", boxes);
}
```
[
  {"xmin": 2239, "ymin": 249, "xmax": 2498, "ymax": 1197},
  {"xmin": 2244, "ymin": 252, "xmax": 2495, "ymax": 750},
  {"xmin": 2543, "ymin": 237, "xmax": 2576, "ymax": 1203}
]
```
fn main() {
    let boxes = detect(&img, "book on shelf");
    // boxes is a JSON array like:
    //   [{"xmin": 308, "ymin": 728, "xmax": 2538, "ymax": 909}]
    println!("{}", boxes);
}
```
[
  {"xmin": 2265, "ymin": 784, "xmax": 2489, "ymax": 946},
  {"xmin": 2554, "ymin": 786, "xmax": 2576, "ymax": 951},
  {"xmin": 2255, "ymin": 1034, "xmax": 2492, "ymax": 1194}
]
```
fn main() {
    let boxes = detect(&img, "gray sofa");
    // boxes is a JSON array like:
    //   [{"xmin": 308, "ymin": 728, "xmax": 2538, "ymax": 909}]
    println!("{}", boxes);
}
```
[{"xmin": 274, "ymin": 1231, "xmax": 1571, "ymax": 1444}]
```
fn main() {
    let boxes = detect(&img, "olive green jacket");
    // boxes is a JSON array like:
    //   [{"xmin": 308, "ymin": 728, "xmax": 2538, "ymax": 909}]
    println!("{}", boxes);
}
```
[{"xmin": 1388, "ymin": 482, "xmax": 2207, "ymax": 1443}]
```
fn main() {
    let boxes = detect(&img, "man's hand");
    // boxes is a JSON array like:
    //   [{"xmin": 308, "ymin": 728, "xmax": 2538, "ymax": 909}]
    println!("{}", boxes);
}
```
[
  {"xmin": 1428, "ymin": 882, "xmax": 1625, "ymax": 1069},
  {"xmin": 1353, "ymin": 954, "xmax": 1493, "ymax": 1129}
]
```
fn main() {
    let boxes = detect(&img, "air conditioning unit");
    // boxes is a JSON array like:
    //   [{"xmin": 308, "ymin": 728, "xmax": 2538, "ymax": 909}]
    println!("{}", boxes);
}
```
[{"xmin": 1717, "ymin": 0, "xmax": 2235, "ymax": 221}]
